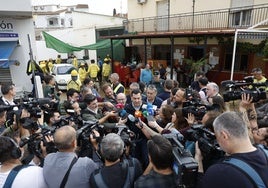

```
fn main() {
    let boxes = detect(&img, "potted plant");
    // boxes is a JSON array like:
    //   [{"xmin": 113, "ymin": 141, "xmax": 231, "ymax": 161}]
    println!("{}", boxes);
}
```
[{"xmin": 183, "ymin": 57, "xmax": 207, "ymax": 84}]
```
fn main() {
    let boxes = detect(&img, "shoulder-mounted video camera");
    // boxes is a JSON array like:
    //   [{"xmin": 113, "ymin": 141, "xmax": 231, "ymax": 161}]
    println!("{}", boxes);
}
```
[{"xmin": 221, "ymin": 76, "xmax": 267, "ymax": 102}]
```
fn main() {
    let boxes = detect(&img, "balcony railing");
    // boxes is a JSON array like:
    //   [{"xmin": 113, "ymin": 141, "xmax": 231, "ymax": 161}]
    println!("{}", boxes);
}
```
[{"xmin": 125, "ymin": 4, "xmax": 268, "ymax": 33}]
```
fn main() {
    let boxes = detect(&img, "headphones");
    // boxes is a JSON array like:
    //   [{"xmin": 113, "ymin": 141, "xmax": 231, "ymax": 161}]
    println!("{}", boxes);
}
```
[{"xmin": 1, "ymin": 136, "xmax": 22, "ymax": 159}]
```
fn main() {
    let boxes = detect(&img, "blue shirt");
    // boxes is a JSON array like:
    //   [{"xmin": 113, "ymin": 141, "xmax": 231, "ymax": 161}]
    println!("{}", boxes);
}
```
[{"xmin": 140, "ymin": 69, "xmax": 152, "ymax": 85}]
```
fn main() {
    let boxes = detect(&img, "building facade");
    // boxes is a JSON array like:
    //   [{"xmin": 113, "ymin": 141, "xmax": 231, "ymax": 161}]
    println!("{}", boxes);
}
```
[
  {"xmin": 0, "ymin": 0, "xmax": 35, "ymax": 92},
  {"xmin": 33, "ymin": 3, "xmax": 126, "ymax": 63},
  {"xmin": 111, "ymin": 0, "xmax": 268, "ymax": 85}
]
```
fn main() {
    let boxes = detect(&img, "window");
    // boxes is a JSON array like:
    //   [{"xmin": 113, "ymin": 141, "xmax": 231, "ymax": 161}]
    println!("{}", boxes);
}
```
[
  {"xmin": 49, "ymin": 20, "xmax": 54, "ymax": 25},
  {"xmin": 231, "ymin": 9, "xmax": 252, "ymax": 26},
  {"xmin": 61, "ymin": 19, "xmax": 65, "ymax": 26},
  {"xmin": 224, "ymin": 53, "xmax": 248, "ymax": 72},
  {"xmin": 69, "ymin": 18, "xmax": 73, "ymax": 26}
]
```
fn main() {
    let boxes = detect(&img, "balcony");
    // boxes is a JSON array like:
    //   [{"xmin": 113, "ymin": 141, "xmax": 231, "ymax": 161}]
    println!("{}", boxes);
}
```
[{"xmin": 125, "ymin": 4, "xmax": 268, "ymax": 34}]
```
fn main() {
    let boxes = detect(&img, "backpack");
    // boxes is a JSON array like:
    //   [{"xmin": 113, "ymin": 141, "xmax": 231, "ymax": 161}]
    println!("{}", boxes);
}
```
[
  {"xmin": 223, "ymin": 145, "xmax": 268, "ymax": 188},
  {"xmin": 92, "ymin": 158, "xmax": 136, "ymax": 188}
]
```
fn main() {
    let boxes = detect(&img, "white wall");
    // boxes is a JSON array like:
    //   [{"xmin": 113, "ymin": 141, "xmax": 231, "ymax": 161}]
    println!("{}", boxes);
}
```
[
  {"xmin": 72, "ymin": 11, "xmax": 125, "ymax": 28},
  {"xmin": 129, "ymin": 0, "xmax": 268, "ymax": 20},
  {"xmin": 36, "ymin": 11, "xmax": 125, "ymax": 62},
  {"xmin": 0, "ymin": 18, "xmax": 36, "ymax": 92},
  {"xmin": 0, "ymin": 0, "xmax": 31, "ymax": 12}
]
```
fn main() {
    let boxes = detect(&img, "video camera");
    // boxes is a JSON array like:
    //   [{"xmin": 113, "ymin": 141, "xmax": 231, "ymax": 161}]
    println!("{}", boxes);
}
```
[
  {"xmin": 221, "ymin": 76, "xmax": 268, "ymax": 102},
  {"xmin": 182, "ymin": 88, "xmax": 219, "ymax": 120},
  {"xmin": 19, "ymin": 125, "xmax": 58, "ymax": 158},
  {"xmin": 0, "ymin": 105, "xmax": 20, "ymax": 128},
  {"xmin": 185, "ymin": 124, "xmax": 224, "ymax": 160},
  {"xmin": 163, "ymin": 132, "xmax": 198, "ymax": 188}
]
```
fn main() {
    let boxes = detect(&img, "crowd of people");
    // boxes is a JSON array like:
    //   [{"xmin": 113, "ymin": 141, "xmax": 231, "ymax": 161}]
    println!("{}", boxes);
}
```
[{"xmin": 0, "ymin": 63, "xmax": 268, "ymax": 187}]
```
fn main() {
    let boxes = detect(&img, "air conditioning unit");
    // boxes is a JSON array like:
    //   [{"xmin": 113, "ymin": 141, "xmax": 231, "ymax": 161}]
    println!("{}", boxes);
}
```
[{"xmin": 137, "ymin": 0, "xmax": 147, "ymax": 4}]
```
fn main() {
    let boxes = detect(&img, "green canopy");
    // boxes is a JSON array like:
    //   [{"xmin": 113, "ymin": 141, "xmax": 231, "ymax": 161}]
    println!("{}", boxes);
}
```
[
  {"xmin": 81, "ymin": 39, "xmax": 124, "ymax": 50},
  {"xmin": 43, "ymin": 31, "xmax": 124, "ymax": 52},
  {"xmin": 42, "ymin": 31, "xmax": 83, "ymax": 53}
]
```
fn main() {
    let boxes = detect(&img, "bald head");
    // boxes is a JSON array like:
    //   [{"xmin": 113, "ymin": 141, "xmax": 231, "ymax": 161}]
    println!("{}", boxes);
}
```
[
  {"xmin": 54, "ymin": 126, "xmax": 76, "ymax": 151},
  {"xmin": 116, "ymin": 93, "xmax": 127, "ymax": 105}
]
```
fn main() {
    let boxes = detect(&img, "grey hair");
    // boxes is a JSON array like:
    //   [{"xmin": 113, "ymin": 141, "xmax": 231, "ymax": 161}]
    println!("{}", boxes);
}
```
[
  {"xmin": 213, "ymin": 111, "xmax": 248, "ymax": 139},
  {"xmin": 100, "ymin": 133, "xmax": 124, "ymax": 162},
  {"xmin": 110, "ymin": 73, "xmax": 119, "ymax": 81},
  {"xmin": 129, "ymin": 82, "xmax": 140, "ymax": 89},
  {"xmin": 207, "ymin": 82, "xmax": 219, "ymax": 93},
  {"xmin": 147, "ymin": 84, "xmax": 157, "ymax": 93}
]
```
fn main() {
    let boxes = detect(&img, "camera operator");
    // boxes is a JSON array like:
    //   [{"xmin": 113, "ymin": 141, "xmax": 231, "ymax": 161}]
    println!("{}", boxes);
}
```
[
  {"xmin": 43, "ymin": 75, "xmax": 61, "ymax": 111},
  {"xmin": 134, "ymin": 134, "xmax": 177, "ymax": 188},
  {"xmin": 195, "ymin": 111, "xmax": 268, "ymax": 188},
  {"xmin": 90, "ymin": 133, "xmax": 142, "ymax": 188},
  {"xmin": 0, "ymin": 135, "xmax": 47, "ymax": 187},
  {"xmin": 62, "ymin": 100, "xmax": 83, "ymax": 129},
  {"xmin": 82, "ymin": 94, "xmax": 126, "ymax": 129},
  {"xmin": 251, "ymin": 68, "xmax": 268, "ymax": 91},
  {"xmin": 173, "ymin": 88, "xmax": 187, "ymax": 108},
  {"xmin": 43, "ymin": 125, "xmax": 98, "ymax": 188},
  {"xmin": 0, "ymin": 109, "xmax": 7, "ymax": 133},
  {"xmin": 206, "ymin": 82, "xmax": 222, "ymax": 104},
  {"xmin": 0, "ymin": 83, "xmax": 16, "ymax": 106},
  {"xmin": 43, "ymin": 110, "xmax": 61, "ymax": 128},
  {"xmin": 43, "ymin": 75, "xmax": 61, "ymax": 101},
  {"xmin": 0, "ymin": 83, "xmax": 20, "ymax": 134}
]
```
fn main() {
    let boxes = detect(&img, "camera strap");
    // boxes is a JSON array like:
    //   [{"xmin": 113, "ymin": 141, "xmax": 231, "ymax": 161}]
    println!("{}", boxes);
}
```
[
  {"xmin": 60, "ymin": 156, "xmax": 78, "ymax": 188},
  {"xmin": 223, "ymin": 158, "xmax": 266, "ymax": 188},
  {"xmin": 3, "ymin": 165, "xmax": 30, "ymax": 188},
  {"xmin": 223, "ymin": 146, "xmax": 268, "ymax": 188}
]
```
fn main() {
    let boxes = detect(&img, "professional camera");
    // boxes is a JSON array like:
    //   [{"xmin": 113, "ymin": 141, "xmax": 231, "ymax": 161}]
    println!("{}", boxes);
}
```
[
  {"xmin": 185, "ymin": 124, "xmax": 224, "ymax": 160},
  {"xmin": 181, "ymin": 88, "xmax": 209, "ymax": 120},
  {"xmin": 0, "ymin": 105, "xmax": 20, "ymax": 128},
  {"xmin": 49, "ymin": 87, "xmax": 61, "ymax": 99},
  {"xmin": 221, "ymin": 77, "xmax": 268, "ymax": 102},
  {"xmin": 20, "ymin": 98, "xmax": 52, "ymax": 118},
  {"xmin": 163, "ymin": 132, "xmax": 198, "ymax": 188},
  {"xmin": 19, "ymin": 125, "xmax": 58, "ymax": 159}
]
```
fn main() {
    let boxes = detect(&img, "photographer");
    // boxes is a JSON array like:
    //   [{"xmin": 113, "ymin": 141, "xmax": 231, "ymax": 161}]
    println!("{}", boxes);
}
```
[
  {"xmin": 206, "ymin": 82, "xmax": 222, "ymax": 104},
  {"xmin": 0, "ymin": 110, "xmax": 6, "ymax": 134},
  {"xmin": 43, "ymin": 75, "xmax": 61, "ymax": 101},
  {"xmin": 134, "ymin": 135, "xmax": 177, "ymax": 188},
  {"xmin": 90, "ymin": 133, "xmax": 142, "ymax": 188},
  {"xmin": 82, "ymin": 94, "xmax": 126, "ymax": 129},
  {"xmin": 0, "ymin": 83, "xmax": 16, "ymax": 106},
  {"xmin": 195, "ymin": 111, "xmax": 268, "ymax": 188},
  {"xmin": 0, "ymin": 135, "xmax": 47, "ymax": 187},
  {"xmin": 43, "ymin": 126, "xmax": 98, "ymax": 188}
]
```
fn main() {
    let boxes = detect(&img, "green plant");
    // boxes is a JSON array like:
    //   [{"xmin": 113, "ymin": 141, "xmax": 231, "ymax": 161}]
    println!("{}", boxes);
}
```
[
  {"xmin": 262, "ymin": 42, "xmax": 268, "ymax": 57},
  {"xmin": 183, "ymin": 57, "xmax": 207, "ymax": 78}
]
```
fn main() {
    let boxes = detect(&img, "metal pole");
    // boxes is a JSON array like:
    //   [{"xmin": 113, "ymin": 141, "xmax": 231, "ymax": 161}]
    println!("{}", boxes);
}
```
[
  {"xmin": 170, "ymin": 36, "xmax": 174, "ymax": 79},
  {"xmin": 168, "ymin": 0, "xmax": 170, "ymax": 31},
  {"xmin": 111, "ymin": 39, "xmax": 114, "ymax": 72},
  {"xmin": 144, "ymin": 37, "xmax": 147, "ymax": 65},
  {"xmin": 230, "ymin": 30, "xmax": 238, "ymax": 81},
  {"xmin": 192, "ymin": 0, "xmax": 195, "ymax": 32}
]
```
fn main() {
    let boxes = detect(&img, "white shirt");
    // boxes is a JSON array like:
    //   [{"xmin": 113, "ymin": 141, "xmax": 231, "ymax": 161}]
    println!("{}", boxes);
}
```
[{"xmin": 0, "ymin": 165, "xmax": 47, "ymax": 188}]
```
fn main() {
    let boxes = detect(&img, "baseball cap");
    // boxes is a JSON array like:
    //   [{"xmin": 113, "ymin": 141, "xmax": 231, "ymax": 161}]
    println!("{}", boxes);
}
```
[
  {"xmin": 251, "ymin": 68, "xmax": 262, "ymax": 74},
  {"xmin": 153, "ymin": 71, "xmax": 160, "ymax": 76}
]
